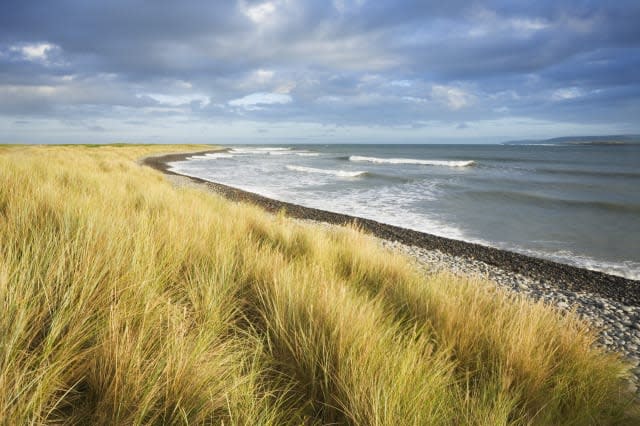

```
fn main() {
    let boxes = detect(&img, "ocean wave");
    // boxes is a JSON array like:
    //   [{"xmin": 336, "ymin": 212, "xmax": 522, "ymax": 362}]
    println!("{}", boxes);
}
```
[
  {"xmin": 286, "ymin": 165, "xmax": 367, "ymax": 178},
  {"xmin": 230, "ymin": 147, "xmax": 292, "ymax": 155},
  {"xmin": 244, "ymin": 147, "xmax": 290, "ymax": 151},
  {"xmin": 536, "ymin": 167, "xmax": 640, "ymax": 179},
  {"xmin": 465, "ymin": 190, "xmax": 640, "ymax": 214},
  {"xmin": 509, "ymin": 247, "xmax": 640, "ymax": 280},
  {"xmin": 296, "ymin": 152, "xmax": 320, "ymax": 156},
  {"xmin": 188, "ymin": 153, "xmax": 234, "ymax": 160},
  {"xmin": 350, "ymin": 155, "xmax": 475, "ymax": 167},
  {"xmin": 267, "ymin": 151, "xmax": 295, "ymax": 155}
]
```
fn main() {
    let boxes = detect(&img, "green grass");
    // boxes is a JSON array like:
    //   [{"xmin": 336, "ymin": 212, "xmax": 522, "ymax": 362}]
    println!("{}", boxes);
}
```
[{"xmin": 0, "ymin": 145, "xmax": 637, "ymax": 424}]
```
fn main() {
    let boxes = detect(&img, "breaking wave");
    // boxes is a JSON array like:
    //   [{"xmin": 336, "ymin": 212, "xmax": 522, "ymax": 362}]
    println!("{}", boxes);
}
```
[
  {"xmin": 230, "ymin": 147, "xmax": 292, "ymax": 155},
  {"xmin": 286, "ymin": 165, "xmax": 367, "ymax": 178},
  {"xmin": 188, "ymin": 153, "xmax": 234, "ymax": 160},
  {"xmin": 349, "ymin": 155, "xmax": 475, "ymax": 167}
]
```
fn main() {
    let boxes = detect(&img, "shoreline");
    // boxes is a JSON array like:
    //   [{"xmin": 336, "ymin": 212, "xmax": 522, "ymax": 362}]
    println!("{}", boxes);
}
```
[
  {"xmin": 143, "ymin": 149, "xmax": 640, "ymax": 307},
  {"xmin": 144, "ymin": 149, "xmax": 640, "ymax": 393}
]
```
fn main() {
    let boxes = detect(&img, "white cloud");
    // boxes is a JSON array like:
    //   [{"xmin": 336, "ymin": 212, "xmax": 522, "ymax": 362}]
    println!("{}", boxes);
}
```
[
  {"xmin": 509, "ymin": 18, "xmax": 549, "ymax": 32},
  {"xmin": 253, "ymin": 69, "xmax": 274, "ymax": 83},
  {"xmin": 237, "ymin": 69, "xmax": 296, "ymax": 94},
  {"xmin": 274, "ymin": 81, "xmax": 296, "ymax": 94},
  {"xmin": 402, "ymin": 96, "xmax": 427, "ymax": 104},
  {"xmin": 552, "ymin": 87, "xmax": 583, "ymax": 101},
  {"xmin": 466, "ymin": 9, "xmax": 549, "ymax": 39},
  {"xmin": 286, "ymin": 36, "xmax": 399, "ymax": 71},
  {"xmin": 359, "ymin": 74, "xmax": 382, "ymax": 83},
  {"xmin": 138, "ymin": 92, "xmax": 210, "ymax": 107},
  {"xmin": 431, "ymin": 85, "xmax": 475, "ymax": 110},
  {"xmin": 0, "ymin": 84, "xmax": 58, "ymax": 96},
  {"xmin": 10, "ymin": 42, "xmax": 56, "ymax": 63},
  {"xmin": 244, "ymin": 1, "xmax": 276, "ymax": 24},
  {"xmin": 391, "ymin": 80, "xmax": 412, "ymax": 87},
  {"xmin": 228, "ymin": 92, "xmax": 292, "ymax": 109}
]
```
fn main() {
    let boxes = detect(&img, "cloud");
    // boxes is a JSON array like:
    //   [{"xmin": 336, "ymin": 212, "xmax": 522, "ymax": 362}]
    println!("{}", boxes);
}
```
[
  {"xmin": 551, "ymin": 87, "xmax": 583, "ymax": 101},
  {"xmin": 390, "ymin": 80, "xmax": 412, "ymax": 87},
  {"xmin": 0, "ymin": 0, "xmax": 639, "ymax": 142},
  {"xmin": 431, "ymin": 85, "xmax": 475, "ymax": 110},
  {"xmin": 228, "ymin": 92, "xmax": 292, "ymax": 109},
  {"xmin": 137, "ymin": 93, "xmax": 210, "ymax": 107},
  {"xmin": 10, "ymin": 42, "xmax": 55, "ymax": 62},
  {"xmin": 251, "ymin": 69, "xmax": 274, "ymax": 83},
  {"xmin": 243, "ymin": 1, "xmax": 277, "ymax": 24}
]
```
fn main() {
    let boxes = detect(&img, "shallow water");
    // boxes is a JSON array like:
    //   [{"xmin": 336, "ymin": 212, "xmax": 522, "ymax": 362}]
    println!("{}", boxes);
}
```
[{"xmin": 170, "ymin": 144, "xmax": 640, "ymax": 279}]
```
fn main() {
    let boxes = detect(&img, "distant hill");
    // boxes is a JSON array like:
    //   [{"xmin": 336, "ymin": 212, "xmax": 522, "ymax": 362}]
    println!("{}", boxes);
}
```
[{"xmin": 502, "ymin": 135, "xmax": 640, "ymax": 146}]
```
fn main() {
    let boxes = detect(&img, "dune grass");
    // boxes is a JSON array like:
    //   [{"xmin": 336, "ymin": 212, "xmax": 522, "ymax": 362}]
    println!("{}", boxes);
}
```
[{"xmin": 0, "ymin": 144, "xmax": 637, "ymax": 424}]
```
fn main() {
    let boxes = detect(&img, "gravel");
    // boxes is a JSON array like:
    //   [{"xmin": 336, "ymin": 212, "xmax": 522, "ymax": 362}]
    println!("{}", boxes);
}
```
[{"xmin": 381, "ymin": 240, "xmax": 640, "ymax": 396}]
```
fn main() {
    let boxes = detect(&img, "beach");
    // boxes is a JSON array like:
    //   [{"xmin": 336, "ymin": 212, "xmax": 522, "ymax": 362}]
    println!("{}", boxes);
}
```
[
  {"xmin": 145, "ymin": 149, "xmax": 640, "ymax": 394},
  {"xmin": 164, "ymin": 144, "xmax": 640, "ymax": 281}
]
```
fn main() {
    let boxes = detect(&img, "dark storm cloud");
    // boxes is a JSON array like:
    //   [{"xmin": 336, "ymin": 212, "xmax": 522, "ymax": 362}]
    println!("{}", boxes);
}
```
[{"xmin": 1, "ymin": 0, "xmax": 639, "ymax": 141}]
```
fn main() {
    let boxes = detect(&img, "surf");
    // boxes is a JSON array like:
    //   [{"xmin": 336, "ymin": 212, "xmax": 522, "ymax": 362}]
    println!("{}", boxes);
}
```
[
  {"xmin": 349, "ymin": 155, "xmax": 475, "ymax": 167},
  {"xmin": 286, "ymin": 165, "xmax": 367, "ymax": 178}
]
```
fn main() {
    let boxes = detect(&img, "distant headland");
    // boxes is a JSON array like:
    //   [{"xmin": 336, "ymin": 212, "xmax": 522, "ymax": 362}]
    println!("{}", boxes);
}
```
[{"xmin": 502, "ymin": 135, "xmax": 640, "ymax": 146}]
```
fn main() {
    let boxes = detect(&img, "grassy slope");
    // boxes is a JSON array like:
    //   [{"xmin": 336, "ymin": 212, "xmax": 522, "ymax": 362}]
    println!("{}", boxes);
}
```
[{"xmin": 0, "ymin": 145, "xmax": 637, "ymax": 425}]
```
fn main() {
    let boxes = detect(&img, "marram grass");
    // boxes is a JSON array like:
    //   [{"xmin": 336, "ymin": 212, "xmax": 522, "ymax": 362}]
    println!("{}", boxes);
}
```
[{"xmin": 0, "ymin": 145, "xmax": 637, "ymax": 425}]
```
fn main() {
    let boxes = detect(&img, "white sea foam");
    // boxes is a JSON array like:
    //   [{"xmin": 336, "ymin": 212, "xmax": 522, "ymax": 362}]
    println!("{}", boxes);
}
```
[
  {"xmin": 286, "ymin": 165, "xmax": 367, "ymax": 177},
  {"xmin": 187, "ymin": 153, "xmax": 234, "ymax": 160},
  {"xmin": 243, "ymin": 147, "xmax": 290, "ymax": 151},
  {"xmin": 209, "ymin": 152, "xmax": 233, "ymax": 158},
  {"xmin": 516, "ymin": 144, "xmax": 560, "ymax": 146},
  {"xmin": 508, "ymin": 247, "xmax": 640, "ymax": 280},
  {"xmin": 350, "ymin": 155, "xmax": 475, "ymax": 167},
  {"xmin": 230, "ymin": 147, "xmax": 292, "ymax": 155},
  {"xmin": 267, "ymin": 151, "xmax": 295, "ymax": 155},
  {"xmin": 229, "ymin": 147, "xmax": 319, "ymax": 156}
]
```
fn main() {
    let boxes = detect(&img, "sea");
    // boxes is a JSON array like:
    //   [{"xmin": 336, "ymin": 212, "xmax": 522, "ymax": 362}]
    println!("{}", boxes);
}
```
[{"xmin": 169, "ymin": 144, "xmax": 640, "ymax": 280}]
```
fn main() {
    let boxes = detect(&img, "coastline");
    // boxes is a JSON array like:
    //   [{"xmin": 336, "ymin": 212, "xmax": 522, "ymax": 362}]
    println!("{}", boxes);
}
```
[
  {"xmin": 144, "ymin": 148, "xmax": 640, "ymax": 393},
  {"xmin": 143, "ymin": 149, "xmax": 640, "ymax": 306}
]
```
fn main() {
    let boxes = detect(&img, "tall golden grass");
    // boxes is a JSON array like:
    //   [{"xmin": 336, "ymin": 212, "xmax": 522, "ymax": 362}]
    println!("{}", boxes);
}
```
[{"xmin": 0, "ymin": 145, "xmax": 636, "ymax": 424}]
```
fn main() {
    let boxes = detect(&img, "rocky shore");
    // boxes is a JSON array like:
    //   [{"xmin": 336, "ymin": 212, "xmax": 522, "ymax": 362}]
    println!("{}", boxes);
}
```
[
  {"xmin": 143, "ymin": 150, "xmax": 640, "ymax": 394},
  {"xmin": 383, "ymin": 240, "xmax": 640, "ymax": 394}
]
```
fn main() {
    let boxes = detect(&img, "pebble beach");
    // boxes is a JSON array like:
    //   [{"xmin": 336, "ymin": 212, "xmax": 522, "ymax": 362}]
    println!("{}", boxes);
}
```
[{"xmin": 382, "ymin": 240, "xmax": 640, "ymax": 394}]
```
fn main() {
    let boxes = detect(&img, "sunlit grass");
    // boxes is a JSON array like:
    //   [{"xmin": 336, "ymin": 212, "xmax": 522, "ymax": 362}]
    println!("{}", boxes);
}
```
[{"xmin": 0, "ymin": 144, "xmax": 637, "ymax": 424}]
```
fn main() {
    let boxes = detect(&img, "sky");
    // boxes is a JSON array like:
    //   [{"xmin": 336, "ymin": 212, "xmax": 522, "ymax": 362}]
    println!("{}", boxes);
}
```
[{"xmin": 1, "ymin": 0, "xmax": 639, "ymax": 144}]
